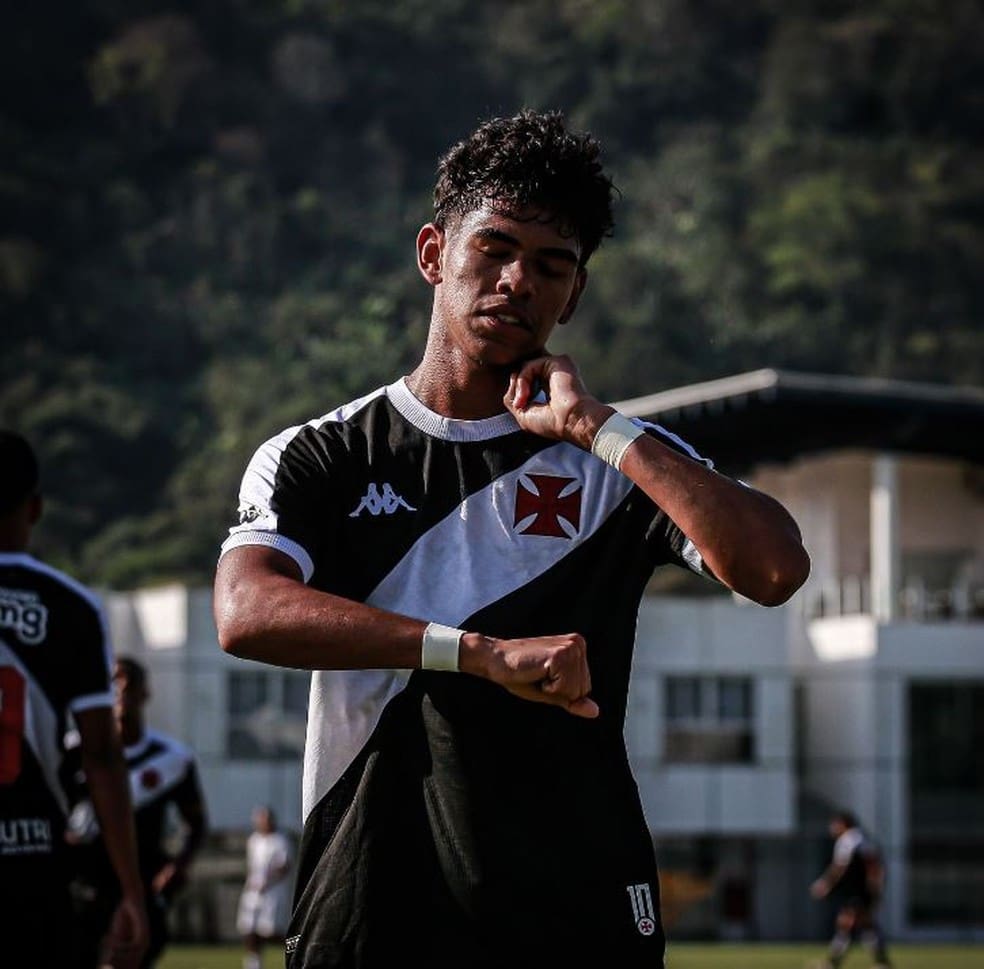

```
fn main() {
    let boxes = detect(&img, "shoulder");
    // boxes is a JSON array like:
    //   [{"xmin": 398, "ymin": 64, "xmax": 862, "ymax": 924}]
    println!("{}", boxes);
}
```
[
  {"xmin": 266, "ymin": 386, "xmax": 392, "ymax": 454},
  {"xmin": 834, "ymin": 827, "xmax": 865, "ymax": 859},
  {"xmin": 244, "ymin": 386, "xmax": 393, "ymax": 480},
  {"xmin": 146, "ymin": 728, "xmax": 196, "ymax": 766},
  {"xmin": 4, "ymin": 553, "xmax": 105, "ymax": 620}
]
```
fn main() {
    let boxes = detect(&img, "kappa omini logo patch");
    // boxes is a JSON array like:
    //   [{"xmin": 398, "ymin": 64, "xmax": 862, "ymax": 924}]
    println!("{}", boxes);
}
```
[{"xmin": 349, "ymin": 483, "xmax": 416, "ymax": 518}]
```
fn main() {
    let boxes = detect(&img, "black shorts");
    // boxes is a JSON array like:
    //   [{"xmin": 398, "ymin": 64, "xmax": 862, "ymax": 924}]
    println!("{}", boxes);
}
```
[{"xmin": 1, "ymin": 879, "xmax": 80, "ymax": 969}]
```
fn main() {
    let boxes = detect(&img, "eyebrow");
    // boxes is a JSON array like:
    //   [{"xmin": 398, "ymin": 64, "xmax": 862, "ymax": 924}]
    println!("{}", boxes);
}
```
[{"xmin": 473, "ymin": 227, "xmax": 580, "ymax": 266}]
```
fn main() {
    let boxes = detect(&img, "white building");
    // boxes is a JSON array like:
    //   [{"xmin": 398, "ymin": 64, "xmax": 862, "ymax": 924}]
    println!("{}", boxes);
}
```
[{"xmin": 102, "ymin": 369, "xmax": 984, "ymax": 942}]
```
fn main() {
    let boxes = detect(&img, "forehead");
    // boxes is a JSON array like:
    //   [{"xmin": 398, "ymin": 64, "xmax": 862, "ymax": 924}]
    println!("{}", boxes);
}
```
[{"xmin": 451, "ymin": 202, "xmax": 581, "ymax": 258}]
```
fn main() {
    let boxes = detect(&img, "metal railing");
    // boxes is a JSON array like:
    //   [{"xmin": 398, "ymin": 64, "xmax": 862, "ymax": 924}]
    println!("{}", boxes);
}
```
[{"xmin": 799, "ymin": 576, "xmax": 984, "ymax": 622}]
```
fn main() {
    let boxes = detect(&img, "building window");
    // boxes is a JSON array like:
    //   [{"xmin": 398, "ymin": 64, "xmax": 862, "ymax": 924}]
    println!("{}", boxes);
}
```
[
  {"xmin": 908, "ymin": 682, "xmax": 984, "ymax": 925},
  {"xmin": 227, "ymin": 671, "xmax": 309, "ymax": 760},
  {"xmin": 664, "ymin": 676, "xmax": 755, "ymax": 764}
]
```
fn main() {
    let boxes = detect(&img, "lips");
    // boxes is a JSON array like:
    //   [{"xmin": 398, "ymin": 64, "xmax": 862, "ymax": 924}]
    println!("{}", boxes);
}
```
[{"xmin": 476, "ymin": 305, "xmax": 531, "ymax": 330}]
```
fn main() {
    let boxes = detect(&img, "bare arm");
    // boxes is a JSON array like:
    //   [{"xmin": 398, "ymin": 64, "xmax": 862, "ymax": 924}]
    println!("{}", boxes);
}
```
[
  {"xmin": 504, "ymin": 355, "xmax": 811, "ymax": 606},
  {"xmin": 811, "ymin": 860, "xmax": 846, "ymax": 898},
  {"xmin": 864, "ymin": 852, "xmax": 886, "ymax": 899},
  {"xmin": 214, "ymin": 547, "xmax": 599, "ymax": 717},
  {"xmin": 151, "ymin": 769, "xmax": 208, "ymax": 897},
  {"xmin": 75, "ymin": 706, "xmax": 149, "ymax": 966}
]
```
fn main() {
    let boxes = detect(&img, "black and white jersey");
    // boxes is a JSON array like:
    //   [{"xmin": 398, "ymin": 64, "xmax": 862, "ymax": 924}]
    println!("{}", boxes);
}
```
[
  {"xmin": 221, "ymin": 378, "xmax": 717, "ymax": 968},
  {"xmin": 832, "ymin": 826, "xmax": 882, "ymax": 905},
  {"xmin": 0, "ymin": 552, "xmax": 113, "ymax": 873},
  {"xmin": 64, "ymin": 727, "xmax": 204, "ymax": 891}
]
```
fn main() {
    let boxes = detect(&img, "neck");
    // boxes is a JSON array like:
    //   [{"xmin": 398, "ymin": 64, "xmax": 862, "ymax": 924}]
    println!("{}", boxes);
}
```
[{"xmin": 406, "ymin": 334, "xmax": 519, "ymax": 420}]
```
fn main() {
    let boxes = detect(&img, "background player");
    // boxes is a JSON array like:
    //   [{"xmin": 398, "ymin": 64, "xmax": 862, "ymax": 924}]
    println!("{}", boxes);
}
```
[
  {"xmin": 65, "ymin": 656, "xmax": 207, "ymax": 968},
  {"xmin": 810, "ymin": 808, "xmax": 892, "ymax": 969},
  {"xmin": 236, "ymin": 805, "xmax": 293, "ymax": 969},
  {"xmin": 0, "ymin": 429, "xmax": 147, "ymax": 968},
  {"xmin": 214, "ymin": 109, "xmax": 810, "ymax": 968}
]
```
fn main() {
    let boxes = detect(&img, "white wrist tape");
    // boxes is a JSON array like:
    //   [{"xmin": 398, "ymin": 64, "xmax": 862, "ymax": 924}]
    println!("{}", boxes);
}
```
[
  {"xmin": 591, "ymin": 412, "xmax": 645, "ymax": 470},
  {"xmin": 421, "ymin": 622, "xmax": 464, "ymax": 671}
]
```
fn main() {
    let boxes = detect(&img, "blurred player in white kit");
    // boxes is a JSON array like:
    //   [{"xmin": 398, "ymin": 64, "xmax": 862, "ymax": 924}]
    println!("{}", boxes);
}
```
[{"xmin": 237, "ymin": 805, "xmax": 292, "ymax": 969}]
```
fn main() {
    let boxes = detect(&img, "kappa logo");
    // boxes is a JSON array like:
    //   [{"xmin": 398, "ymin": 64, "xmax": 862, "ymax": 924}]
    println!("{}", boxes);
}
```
[
  {"xmin": 513, "ymin": 474, "xmax": 582, "ymax": 538},
  {"xmin": 626, "ymin": 882, "xmax": 657, "ymax": 936},
  {"xmin": 238, "ymin": 503, "xmax": 263, "ymax": 525},
  {"xmin": 349, "ymin": 482, "xmax": 417, "ymax": 518}
]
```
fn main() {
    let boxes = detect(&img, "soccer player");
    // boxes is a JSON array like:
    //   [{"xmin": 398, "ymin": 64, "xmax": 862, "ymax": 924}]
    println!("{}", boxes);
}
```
[
  {"xmin": 213, "ymin": 109, "xmax": 811, "ymax": 968},
  {"xmin": 237, "ymin": 805, "xmax": 292, "ymax": 969},
  {"xmin": 810, "ymin": 809, "xmax": 892, "ymax": 969},
  {"xmin": 64, "ymin": 656, "xmax": 207, "ymax": 968},
  {"xmin": 0, "ymin": 429, "xmax": 147, "ymax": 969}
]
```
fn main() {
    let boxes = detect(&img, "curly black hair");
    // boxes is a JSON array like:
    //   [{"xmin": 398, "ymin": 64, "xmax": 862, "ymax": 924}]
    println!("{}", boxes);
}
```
[{"xmin": 433, "ymin": 109, "xmax": 616, "ymax": 266}]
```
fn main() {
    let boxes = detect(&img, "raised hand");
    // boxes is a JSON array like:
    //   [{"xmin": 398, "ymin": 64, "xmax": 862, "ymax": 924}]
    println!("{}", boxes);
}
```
[{"xmin": 503, "ymin": 354, "xmax": 612, "ymax": 449}]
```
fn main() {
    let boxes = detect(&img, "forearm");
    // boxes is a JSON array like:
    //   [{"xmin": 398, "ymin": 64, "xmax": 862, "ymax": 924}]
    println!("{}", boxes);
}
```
[
  {"xmin": 622, "ymin": 434, "xmax": 809, "ymax": 603},
  {"xmin": 82, "ymin": 753, "xmax": 144, "ymax": 899},
  {"xmin": 215, "ymin": 548, "xmax": 599, "ymax": 716},
  {"xmin": 819, "ymin": 862, "xmax": 845, "ymax": 892},
  {"xmin": 570, "ymin": 400, "xmax": 810, "ymax": 605},
  {"xmin": 173, "ymin": 815, "xmax": 206, "ymax": 869},
  {"xmin": 218, "ymin": 566, "xmax": 530, "ymax": 679},
  {"xmin": 215, "ymin": 555, "xmax": 429, "ymax": 669},
  {"xmin": 504, "ymin": 361, "xmax": 808, "ymax": 606}
]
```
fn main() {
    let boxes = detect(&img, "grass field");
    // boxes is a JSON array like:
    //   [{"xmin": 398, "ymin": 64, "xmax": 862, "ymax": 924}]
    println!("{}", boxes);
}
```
[{"xmin": 158, "ymin": 942, "xmax": 984, "ymax": 969}]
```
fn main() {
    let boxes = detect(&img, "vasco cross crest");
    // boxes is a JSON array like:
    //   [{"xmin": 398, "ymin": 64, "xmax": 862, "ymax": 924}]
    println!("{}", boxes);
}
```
[{"xmin": 513, "ymin": 474, "xmax": 582, "ymax": 539}]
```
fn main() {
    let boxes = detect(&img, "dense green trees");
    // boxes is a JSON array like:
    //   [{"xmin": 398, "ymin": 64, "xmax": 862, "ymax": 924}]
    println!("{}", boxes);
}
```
[{"xmin": 2, "ymin": 1, "xmax": 981, "ymax": 586}]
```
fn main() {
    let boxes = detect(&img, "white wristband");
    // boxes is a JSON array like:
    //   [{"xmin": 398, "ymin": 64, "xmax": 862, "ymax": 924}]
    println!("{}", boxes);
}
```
[
  {"xmin": 421, "ymin": 622, "xmax": 464, "ymax": 671},
  {"xmin": 591, "ymin": 411, "xmax": 645, "ymax": 470}
]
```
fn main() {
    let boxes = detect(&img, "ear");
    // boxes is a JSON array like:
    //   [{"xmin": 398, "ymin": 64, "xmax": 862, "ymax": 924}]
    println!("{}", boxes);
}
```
[
  {"xmin": 558, "ymin": 267, "xmax": 588, "ymax": 326},
  {"xmin": 27, "ymin": 493, "xmax": 42, "ymax": 526},
  {"xmin": 416, "ymin": 223, "xmax": 444, "ymax": 286}
]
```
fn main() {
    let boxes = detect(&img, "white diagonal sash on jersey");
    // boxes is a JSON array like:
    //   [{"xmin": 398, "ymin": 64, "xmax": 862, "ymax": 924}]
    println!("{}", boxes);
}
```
[
  {"xmin": 0, "ymin": 638, "xmax": 68, "ymax": 816},
  {"xmin": 366, "ymin": 441, "xmax": 633, "ymax": 623},
  {"xmin": 66, "ymin": 738, "xmax": 192, "ymax": 842},
  {"xmin": 303, "ymin": 442, "xmax": 633, "ymax": 819}
]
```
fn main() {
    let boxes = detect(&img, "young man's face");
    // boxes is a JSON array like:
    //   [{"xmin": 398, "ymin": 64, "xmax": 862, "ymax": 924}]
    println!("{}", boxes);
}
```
[{"xmin": 420, "ymin": 201, "xmax": 586, "ymax": 368}]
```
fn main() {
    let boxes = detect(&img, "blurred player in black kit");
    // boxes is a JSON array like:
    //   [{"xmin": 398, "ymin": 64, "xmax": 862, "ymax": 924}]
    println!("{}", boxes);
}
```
[
  {"xmin": 810, "ymin": 809, "xmax": 892, "ymax": 969},
  {"xmin": 0, "ymin": 429, "xmax": 147, "ymax": 969},
  {"xmin": 65, "ymin": 656, "xmax": 207, "ymax": 968}
]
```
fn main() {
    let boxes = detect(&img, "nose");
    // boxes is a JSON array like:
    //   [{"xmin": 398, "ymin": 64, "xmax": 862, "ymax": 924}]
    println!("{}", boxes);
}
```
[{"xmin": 496, "ymin": 257, "xmax": 534, "ymax": 299}]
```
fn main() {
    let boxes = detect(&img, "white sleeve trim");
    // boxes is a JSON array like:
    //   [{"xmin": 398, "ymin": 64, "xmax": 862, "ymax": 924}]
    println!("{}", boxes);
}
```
[
  {"xmin": 834, "ymin": 828, "xmax": 864, "ymax": 866},
  {"xmin": 69, "ymin": 691, "xmax": 114, "ymax": 714},
  {"xmin": 219, "ymin": 530, "xmax": 315, "ymax": 583},
  {"xmin": 681, "ymin": 538, "xmax": 706, "ymax": 575}
]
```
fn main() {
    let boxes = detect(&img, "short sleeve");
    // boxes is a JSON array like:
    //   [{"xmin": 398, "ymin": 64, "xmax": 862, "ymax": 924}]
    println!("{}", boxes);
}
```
[
  {"xmin": 220, "ymin": 424, "xmax": 338, "ymax": 583},
  {"xmin": 833, "ymin": 829, "xmax": 864, "ymax": 866},
  {"xmin": 66, "ymin": 592, "xmax": 114, "ymax": 715}
]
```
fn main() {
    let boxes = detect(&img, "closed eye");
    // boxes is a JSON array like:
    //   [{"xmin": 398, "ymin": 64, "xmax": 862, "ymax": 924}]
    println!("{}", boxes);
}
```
[{"xmin": 536, "ymin": 259, "xmax": 569, "ymax": 279}]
